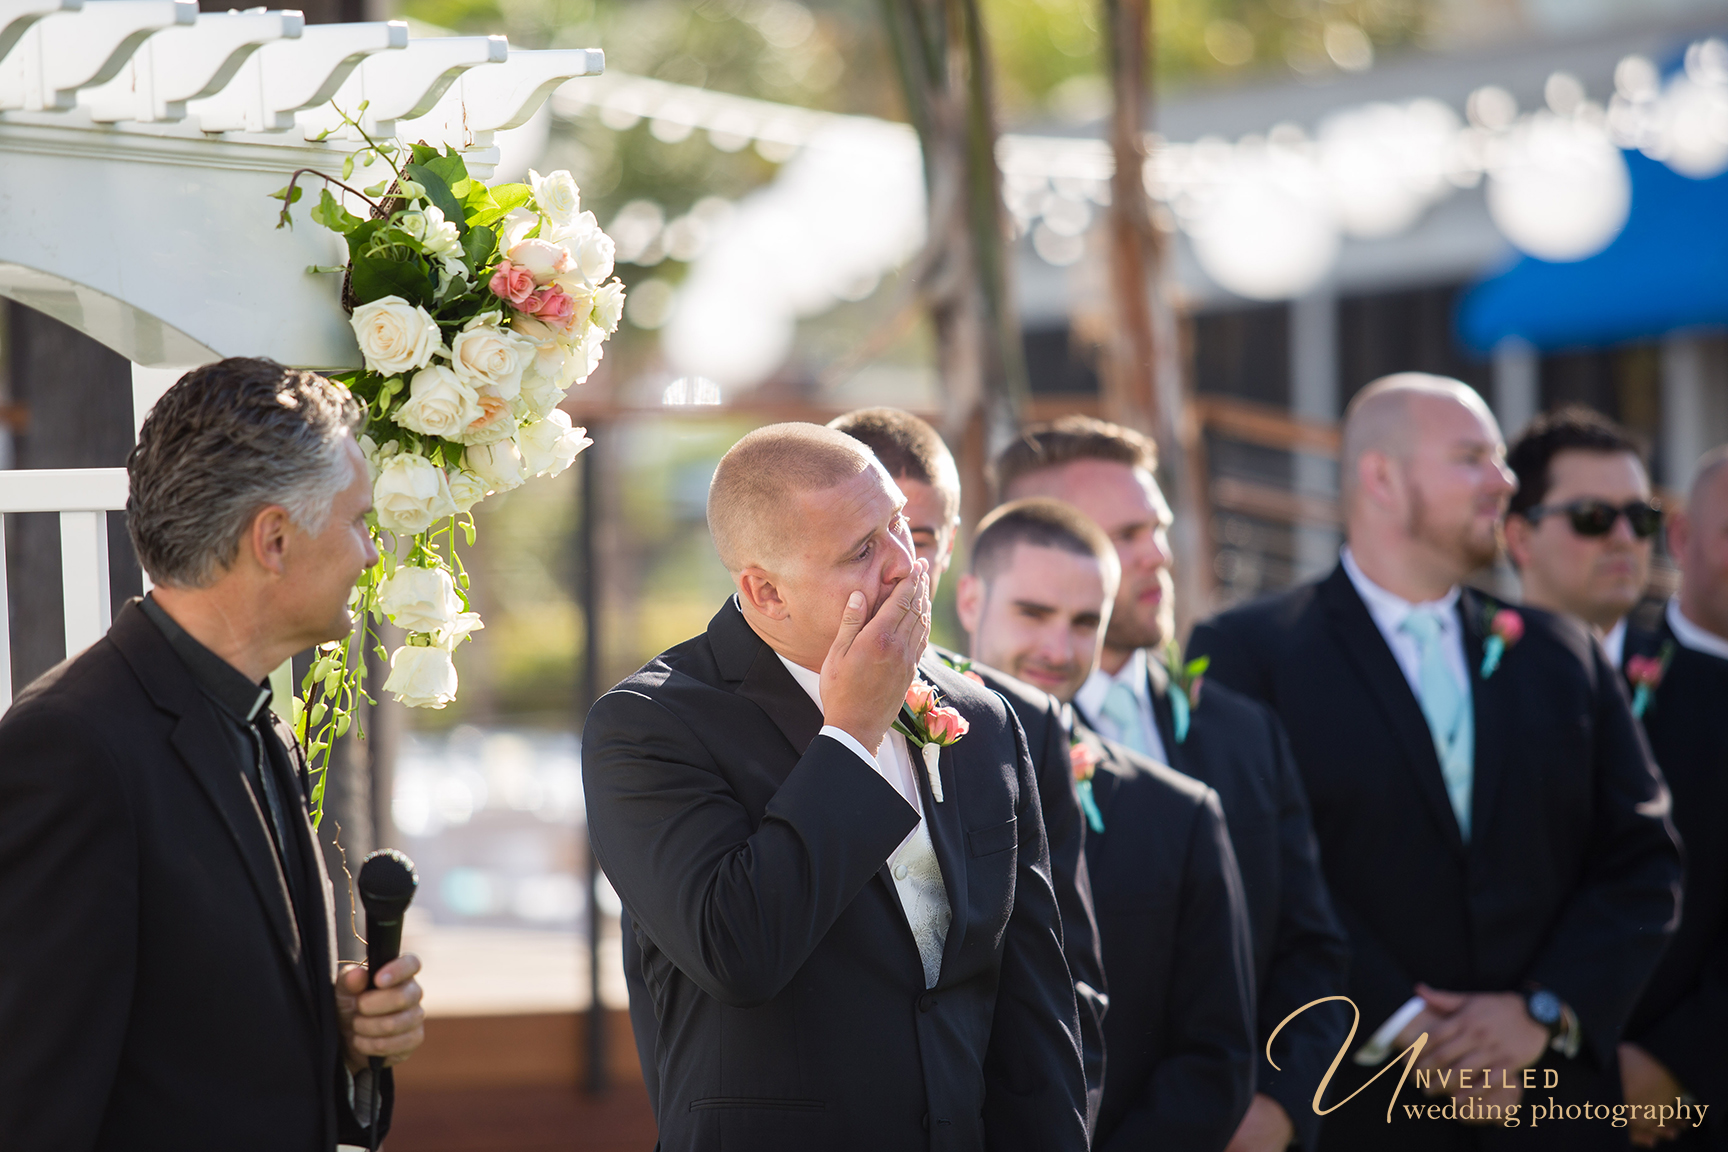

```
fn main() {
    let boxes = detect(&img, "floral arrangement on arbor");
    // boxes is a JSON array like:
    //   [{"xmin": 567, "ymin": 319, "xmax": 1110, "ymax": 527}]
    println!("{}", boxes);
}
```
[{"xmin": 275, "ymin": 124, "xmax": 621, "ymax": 822}]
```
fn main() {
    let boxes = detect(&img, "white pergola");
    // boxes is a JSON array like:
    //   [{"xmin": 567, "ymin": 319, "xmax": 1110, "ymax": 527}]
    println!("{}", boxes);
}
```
[{"xmin": 0, "ymin": 0, "xmax": 603, "ymax": 707}]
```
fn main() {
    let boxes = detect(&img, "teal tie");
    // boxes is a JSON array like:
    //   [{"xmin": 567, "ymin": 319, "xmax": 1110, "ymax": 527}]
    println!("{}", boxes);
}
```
[
  {"xmin": 1099, "ymin": 681, "xmax": 1151, "ymax": 756},
  {"xmin": 1399, "ymin": 608, "xmax": 1474, "ymax": 840}
]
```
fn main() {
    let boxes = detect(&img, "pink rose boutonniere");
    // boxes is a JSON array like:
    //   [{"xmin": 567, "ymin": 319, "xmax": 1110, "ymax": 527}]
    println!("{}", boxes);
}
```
[
  {"xmin": 1070, "ymin": 740, "xmax": 1105, "ymax": 833},
  {"xmin": 1626, "ymin": 641, "xmax": 1676, "ymax": 719},
  {"xmin": 1480, "ymin": 607, "xmax": 1524, "ymax": 678},
  {"xmin": 893, "ymin": 681, "xmax": 968, "ymax": 803}
]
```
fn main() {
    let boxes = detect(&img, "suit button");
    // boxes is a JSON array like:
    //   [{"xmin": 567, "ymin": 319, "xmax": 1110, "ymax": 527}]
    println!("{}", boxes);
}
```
[{"xmin": 918, "ymin": 993, "xmax": 937, "ymax": 1012}]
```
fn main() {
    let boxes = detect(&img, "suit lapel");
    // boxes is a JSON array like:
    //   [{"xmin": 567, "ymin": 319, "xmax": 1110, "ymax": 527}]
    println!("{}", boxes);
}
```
[
  {"xmin": 1458, "ymin": 591, "xmax": 1506, "ymax": 849},
  {"xmin": 1144, "ymin": 658, "xmax": 1192, "ymax": 776},
  {"xmin": 913, "ymin": 660, "xmax": 970, "ymax": 984},
  {"xmin": 1319, "ymin": 567, "xmax": 1466, "ymax": 859},
  {"xmin": 712, "ymin": 598, "xmax": 825, "ymax": 763}
]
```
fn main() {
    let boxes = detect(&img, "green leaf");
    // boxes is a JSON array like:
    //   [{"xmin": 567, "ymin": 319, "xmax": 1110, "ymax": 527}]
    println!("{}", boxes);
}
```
[
  {"xmin": 341, "ymin": 153, "xmax": 355, "ymax": 181},
  {"xmin": 468, "ymin": 183, "xmax": 531, "ymax": 228},
  {"xmin": 410, "ymin": 142, "xmax": 441, "ymax": 167},
  {"xmin": 310, "ymin": 188, "xmax": 365, "ymax": 235},
  {"xmin": 309, "ymin": 701, "xmax": 328, "ymax": 728},
  {"xmin": 1184, "ymin": 656, "xmax": 1210, "ymax": 679},
  {"xmin": 349, "ymin": 252, "xmax": 435, "ymax": 308},
  {"xmin": 269, "ymin": 184, "xmax": 304, "ymax": 204},
  {"xmin": 404, "ymin": 162, "xmax": 466, "ymax": 233},
  {"xmin": 461, "ymin": 224, "xmax": 496, "ymax": 271},
  {"xmin": 305, "ymin": 264, "xmax": 346, "ymax": 274},
  {"xmin": 363, "ymin": 179, "xmax": 389, "ymax": 197},
  {"xmin": 336, "ymin": 714, "xmax": 352, "ymax": 738}
]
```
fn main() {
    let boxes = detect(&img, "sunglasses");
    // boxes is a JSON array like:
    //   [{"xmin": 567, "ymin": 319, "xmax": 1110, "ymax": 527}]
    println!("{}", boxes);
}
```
[{"xmin": 1523, "ymin": 498, "xmax": 1664, "ymax": 539}]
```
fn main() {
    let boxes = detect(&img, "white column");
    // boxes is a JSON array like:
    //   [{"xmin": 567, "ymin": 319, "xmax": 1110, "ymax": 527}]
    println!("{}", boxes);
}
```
[
  {"xmin": 1290, "ymin": 286, "xmax": 1339, "ymax": 580},
  {"xmin": 1492, "ymin": 336, "xmax": 1540, "ymax": 442}
]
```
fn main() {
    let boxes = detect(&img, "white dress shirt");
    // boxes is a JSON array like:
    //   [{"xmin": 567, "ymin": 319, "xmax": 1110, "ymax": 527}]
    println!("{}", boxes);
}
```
[
  {"xmin": 1602, "ymin": 618, "xmax": 1628, "ymax": 669},
  {"xmin": 1341, "ymin": 547, "xmax": 1471, "ymax": 704},
  {"xmin": 776, "ymin": 654, "xmax": 951, "ymax": 988},
  {"xmin": 1074, "ymin": 647, "xmax": 1171, "ymax": 764},
  {"xmin": 1668, "ymin": 596, "xmax": 1728, "ymax": 661}
]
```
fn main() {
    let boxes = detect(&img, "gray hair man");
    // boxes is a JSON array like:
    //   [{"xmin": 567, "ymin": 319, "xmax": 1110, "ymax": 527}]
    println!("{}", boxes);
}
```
[{"xmin": 0, "ymin": 357, "xmax": 425, "ymax": 1150}]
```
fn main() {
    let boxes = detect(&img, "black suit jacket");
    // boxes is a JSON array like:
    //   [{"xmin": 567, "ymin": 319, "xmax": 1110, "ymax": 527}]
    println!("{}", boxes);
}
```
[
  {"xmin": 1073, "ymin": 721, "xmax": 1256, "ymax": 1152},
  {"xmin": 1078, "ymin": 660, "xmax": 1350, "ymax": 1149},
  {"xmin": 936, "ymin": 652, "xmax": 1108, "ymax": 1134},
  {"xmin": 1623, "ymin": 607, "xmax": 1728, "ymax": 1149},
  {"xmin": 0, "ymin": 600, "xmax": 386, "ymax": 1151},
  {"xmin": 584, "ymin": 599, "xmax": 1087, "ymax": 1152},
  {"xmin": 1192, "ymin": 565, "xmax": 1682, "ymax": 1149}
]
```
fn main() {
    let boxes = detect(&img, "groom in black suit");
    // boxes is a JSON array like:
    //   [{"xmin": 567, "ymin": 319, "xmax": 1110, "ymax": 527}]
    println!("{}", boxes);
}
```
[
  {"xmin": 998, "ymin": 416, "xmax": 1350, "ymax": 1152},
  {"xmin": 0, "ymin": 359, "xmax": 425, "ymax": 1151},
  {"xmin": 957, "ymin": 498, "xmax": 1257, "ymax": 1152},
  {"xmin": 583, "ymin": 423, "xmax": 1086, "ymax": 1152},
  {"xmin": 1192, "ymin": 374, "xmax": 1683, "ymax": 1150}
]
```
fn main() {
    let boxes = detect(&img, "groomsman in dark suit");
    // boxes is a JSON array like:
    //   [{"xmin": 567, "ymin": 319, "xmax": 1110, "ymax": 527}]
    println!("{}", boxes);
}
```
[
  {"xmin": 583, "ymin": 423, "xmax": 1086, "ymax": 1152},
  {"xmin": 828, "ymin": 407, "xmax": 1109, "ymax": 1133},
  {"xmin": 1503, "ymin": 407, "xmax": 1658, "ymax": 668},
  {"xmin": 957, "ymin": 497, "xmax": 1257, "ymax": 1152},
  {"xmin": 1191, "ymin": 373, "xmax": 1683, "ymax": 1150},
  {"xmin": 998, "ymin": 416, "xmax": 1350, "ymax": 1152},
  {"xmin": 1614, "ymin": 448, "xmax": 1728, "ymax": 1150}
]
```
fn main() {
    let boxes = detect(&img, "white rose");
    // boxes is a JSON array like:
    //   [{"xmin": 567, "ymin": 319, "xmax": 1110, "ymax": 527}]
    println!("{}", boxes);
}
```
[
  {"xmin": 449, "ymin": 322, "xmax": 530, "ymax": 400},
  {"xmin": 351, "ymin": 296, "xmax": 440, "ymax": 376},
  {"xmin": 573, "ymin": 326, "xmax": 607, "ymax": 384},
  {"xmin": 505, "ymin": 238, "xmax": 573, "ymax": 285},
  {"xmin": 433, "ymin": 611, "xmax": 484, "ymax": 650},
  {"xmin": 447, "ymin": 469, "xmax": 488, "ymax": 512},
  {"xmin": 571, "ymin": 223, "xmax": 615, "ymax": 286},
  {"xmin": 378, "ymin": 565, "xmax": 462, "ymax": 633},
  {"xmin": 518, "ymin": 411, "xmax": 592, "ymax": 479},
  {"xmin": 465, "ymin": 439, "xmax": 527, "ymax": 492},
  {"xmin": 373, "ymin": 452, "xmax": 458, "ymax": 534},
  {"xmin": 455, "ymin": 396, "xmax": 518, "ymax": 445},
  {"xmin": 530, "ymin": 169, "xmax": 583, "ymax": 237},
  {"xmin": 382, "ymin": 644, "xmax": 458, "ymax": 708},
  {"xmin": 394, "ymin": 365, "xmax": 481, "ymax": 440},
  {"xmin": 500, "ymin": 206, "xmax": 538, "ymax": 249},
  {"xmin": 519, "ymin": 364, "xmax": 569, "ymax": 420},
  {"xmin": 590, "ymin": 280, "xmax": 625, "ymax": 334}
]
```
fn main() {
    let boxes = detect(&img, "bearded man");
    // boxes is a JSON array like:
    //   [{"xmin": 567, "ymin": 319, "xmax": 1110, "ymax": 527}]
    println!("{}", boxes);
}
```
[
  {"xmin": 1191, "ymin": 374, "xmax": 1682, "ymax": 1151},
  {"xmin": 582, "ymin": 423, "xmax": 1086, "ymax": 1152}
]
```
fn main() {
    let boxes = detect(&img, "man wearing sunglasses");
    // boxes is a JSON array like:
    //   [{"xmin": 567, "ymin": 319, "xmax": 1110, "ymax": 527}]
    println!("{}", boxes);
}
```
[{"xmin": 1504, "ymin": 408, "xmax": 1660, "ymax": 665}]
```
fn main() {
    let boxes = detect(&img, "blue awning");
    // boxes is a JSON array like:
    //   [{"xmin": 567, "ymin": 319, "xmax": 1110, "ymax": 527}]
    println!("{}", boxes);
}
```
[{"xmin": 1457, "ymin": 150, "xmax": 1728, "ymax": 352}]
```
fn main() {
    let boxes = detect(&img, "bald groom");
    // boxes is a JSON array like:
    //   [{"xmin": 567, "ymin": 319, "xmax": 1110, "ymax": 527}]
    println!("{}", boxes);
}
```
[{"xmin": 582, "ymin": 424, "xmax": 1087, "ymax": 1152}]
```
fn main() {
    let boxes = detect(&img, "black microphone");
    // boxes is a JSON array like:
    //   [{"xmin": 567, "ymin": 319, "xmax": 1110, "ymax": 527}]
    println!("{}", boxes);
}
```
[
  {"xmin": 356, "ymin": 849, "xmax": 418, "ymax": 1151},
  {"xmin": 358, "ymin": 848, "xmax": 418, "ymax": 989}
]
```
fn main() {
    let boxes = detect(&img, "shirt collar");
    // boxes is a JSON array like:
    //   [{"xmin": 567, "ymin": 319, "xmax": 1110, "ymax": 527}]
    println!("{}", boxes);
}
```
[
  {"xmin": 1667, "ymin": 596, "xmax": 1728, "ymax": 662},
  {"xmin": 138, "ymin": 595, "xmax": 273, "ymax": 723},
  {"xmin": 776, "ymin": 653, "xmax": 824, "ymax": 711},
  {"xmin": 1341, "ymin": 545, "xmax": 1461, "ymax": 629},
  {"xmin": 1075, "ymin": 647, "xmax": 1148, "ymax": 720},
  {"xmin": 1601, "ymin": 618, "xmax": 1628, "ymax": 668}
]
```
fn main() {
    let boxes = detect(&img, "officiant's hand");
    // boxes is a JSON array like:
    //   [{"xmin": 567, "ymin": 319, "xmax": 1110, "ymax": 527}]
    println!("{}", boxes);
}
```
[
  {"xmin": 337, "ymin": 953, "xmax": 426, "ymax": 1072},
  {"xmin": 821, "ymin": 559, "xmax": 931, "ymax": 751},
  {"xmin": 1410, "ymin": 985, "xmax": 1547, "ymax": 1089}
]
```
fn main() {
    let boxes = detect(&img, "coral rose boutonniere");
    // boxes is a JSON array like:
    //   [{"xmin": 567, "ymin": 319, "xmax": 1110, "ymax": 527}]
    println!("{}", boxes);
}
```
[
  {"xmin": 1626, "ymin": 642, "xmax": 1676, "ymax": 719},
  {"xmin": 1160, "ymin": 639, "xmax": 1209, "ymax": 744},
  {"xmin": 1070, "ymin": 739, "xmax": 1105, "ymax": 833},
  {"xmin": 1480, "ymin": 606, "xmax": 1524, "ymax": 678},
  {"xmin": 893, "ymin": 681, "xmax": 968, "ymax": 803}
]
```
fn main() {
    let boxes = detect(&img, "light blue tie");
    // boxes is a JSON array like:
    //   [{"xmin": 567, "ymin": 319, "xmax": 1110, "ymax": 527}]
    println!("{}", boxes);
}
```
[
  {"xmin": 1399, "ymin": 608, "xmax": 1474, "ymax": 840},
  {"xmin": 1099, "ymin": 681, "xmax": 1151, "ymax": 756}
]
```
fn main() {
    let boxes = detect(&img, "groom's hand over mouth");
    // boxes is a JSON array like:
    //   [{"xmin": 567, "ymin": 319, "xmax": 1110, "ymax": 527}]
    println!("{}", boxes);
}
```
[{"xmin": 820, "ymin": 558, "xmax": 931, "ymax": 752}]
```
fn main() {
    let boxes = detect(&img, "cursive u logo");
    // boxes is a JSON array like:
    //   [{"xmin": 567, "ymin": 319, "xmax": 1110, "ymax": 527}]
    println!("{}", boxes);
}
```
[{"xmin": 1266, "ymin": 996, "xmax": 1429, "ymax": 1123}]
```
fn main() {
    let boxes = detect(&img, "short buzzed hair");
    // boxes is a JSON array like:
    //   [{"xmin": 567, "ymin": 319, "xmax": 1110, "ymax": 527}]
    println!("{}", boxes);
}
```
[
  {"xmin": 1691, "ymin": 444, "xmax": 1728, "ymax": 505},
  {"xmin": 1506, "ymin": 406, "xmax": 1645, "ymax": 519},
  {"xmin": 706, "ymin": 423, "xmax": 879, "ymax": 572},
  {"xmin": 1340, "ymin": 373, "xmax": 1497, "ymax": 506},
  {"xmin": 970, "ymin": 498, "xmax": 1121, "ymax": 595},
  {"xmin": 993, "ymin": 415, "xmax": 1158, "ymax": 498},
  {"xmin": 828, "ymin": 408, "xmax": 960, "ymax": 527}
]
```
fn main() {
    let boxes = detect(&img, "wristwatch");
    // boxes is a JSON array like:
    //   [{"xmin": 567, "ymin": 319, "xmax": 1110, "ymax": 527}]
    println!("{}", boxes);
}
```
[{"xmin": 1524, "ymin": 986, "xmax": 1581, "ymax": 1059}]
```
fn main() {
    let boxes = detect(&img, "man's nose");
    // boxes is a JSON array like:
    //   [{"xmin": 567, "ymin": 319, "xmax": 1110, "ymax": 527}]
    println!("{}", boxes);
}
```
[{"xmin": 883, "ymin": 533, "xmax": 915, "ymax": 583}]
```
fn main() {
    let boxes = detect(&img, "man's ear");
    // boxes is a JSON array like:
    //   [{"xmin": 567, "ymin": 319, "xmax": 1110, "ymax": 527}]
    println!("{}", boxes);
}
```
[
  {"xmin": 1358, "ymin": 450, "xmax": 1401, "ymax": 511},
  {"xmin": 955, "ymin": 572, "xmax": 984, "ymax": 649},
  {"xmin": 1502, "ymin": 514, "xmax": 1533, "ymax": 571},
  {"xmin": 737, "ymin": 567, "xmax": 789, "ymax": 620},
  {"xmin": 248, "ymin": 505, "xmax": 293, "ymax": 577}
]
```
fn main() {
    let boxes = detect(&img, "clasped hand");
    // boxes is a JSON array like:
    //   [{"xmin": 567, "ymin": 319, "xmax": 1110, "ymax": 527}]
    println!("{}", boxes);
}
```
[
  {"xmin": 1396, "ymin": 983, "xmax": 1549, "ymax": 1125},
  {"xmin": 336, "ymin": 953, "xmax": 426, "ymax": 1073},
  {"xmin": 819, "ymin": 560, "xmax": 932, "ymax": 752}
]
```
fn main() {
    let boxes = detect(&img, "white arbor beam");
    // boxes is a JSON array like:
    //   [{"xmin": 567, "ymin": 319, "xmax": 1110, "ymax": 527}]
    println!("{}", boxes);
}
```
[
  {"xmin": 0, "ymin": 0, "xmax": 81, "ymax": 66},
  {"xmin": 189, "ymin": 20, "xmax": 409, "ymax": 135},
  {"xmin": 0, "ymin": 0, "xmax": 195, "ymax": 112},
  {"xmin": 82, "ymin": 9, "xmax": 304, "ymax": 125},
  {"xmin": 297, "ymin": 34, "xmax": 508, "ymax": 141},
  {"xmin": 394, "ymin": 47, "xmax": 602, "ymax": 150}
]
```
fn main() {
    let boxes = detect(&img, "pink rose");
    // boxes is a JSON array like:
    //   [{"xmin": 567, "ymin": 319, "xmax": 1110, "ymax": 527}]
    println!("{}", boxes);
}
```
[
  {"xmin": 905, "ymin": 682, "xmax": 936, "ymax": 716},
  {"xmin": 1627, "ymin": 655, "xmax": 1664, "ymax": 687},
  {"xmin": 488, "ymin": 261, "xmax": 536, "ymax": 308},
  {"xmin": 506, "ymin": 238, "xmax": 573, "ymax": 285},
  {"xmin": 1069, "ymin": 741, "xmax": 1098, "ymax": 782},
  {"xmin": 1492, "ymin": 609, "xmax": 1524, "ymax": 645},
  {"xmin": 963, "ymin": 669, "xmax": 985, "ymax": 685},
  {"xmin": 526, "ymin": 286, "xmax": 578, "ymax": 328},
  {"xmin": 924, "ymin": 706, "xmax": 969, "ymax": 745}
]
